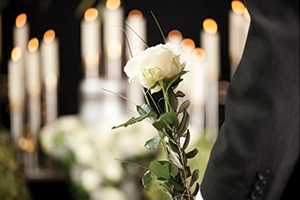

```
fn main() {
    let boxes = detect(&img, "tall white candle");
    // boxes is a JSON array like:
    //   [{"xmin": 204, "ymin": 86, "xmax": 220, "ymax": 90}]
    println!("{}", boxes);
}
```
[
  {"xmin": 125, "ymin": 9, "xmax": 146, "ymax": 110},
  {"xmin": 229, "ymin": 0, "xmax": 249, "ymax": 78},
  {"xmin": 81, "ymin": 7, "xmax": 101, "ymax": 78},
  {"xmin": 41, "ymin": 30, "xmax": 59, "ymax": 123},
  {"xmin": 190, "ymin": 48, "xmax": 206, "ymax": 135},
  {"xmin": 8, "ymin": 47, "xmax": 24, "ymax": 144},
  {"xmin": 200, "ymin": 18, "xmax": 220, "ymax": 142},
  {"xmin": 26, "ymin": 38, "xmax": 41, "ymax": 144},
  {"xmin": 13, "ymin": 13, "xmax": 29, "ymax": 56},
  {"xmin": 103, "ymin": 0, "xmax": 124, "ymax": 80},
  {"xmin": 167, "ymin": 29, "xmax": 183, "ymax": 55}
]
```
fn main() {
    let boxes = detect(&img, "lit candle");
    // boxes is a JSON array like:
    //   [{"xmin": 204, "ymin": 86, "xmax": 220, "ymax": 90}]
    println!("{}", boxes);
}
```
[
  {"xmin": 200, "ymin": 18, "xmax": 220, "ymax": 81},
  {"xmin": 8, "ymin": 47, "xmax": 24, "ymax": 144},
  {"xmin": 41, "ymin": 30, "xmax": 59, "ymax": 123},
  {"xmin": 125, "ymin": 9, "xmax": 146, "ymax": 110},
  {"xmin": 167, "ymin": 29, "xmax": 183, "ymax": 54},
  {"xmin": 103, "ymin": 0, "xmax": 124, "ymax": 80},
  {"xmin": 13, "ymin": 13, "xmax": 29, "ymax": 56},
  {"xmin": 26, "ymin": 38, "xmax": 41, "ymax": 144},
  {"xmin": 200, "ymin": 18, "xmax": 220, "ymax": 141},
  {"xmin": 81, "ymin": 7, "xmax": 100, "ymax": 78},
  {"xmin": 190, "ymin": 48, "xmax": 206, "ymax": 135},
  {"xmin": 229, "ymin": 0, "xmax": 249, "ymax": 77},
  {"xmin": 179, "ymin": 38, "xmax": 195, "ymax": 99}
]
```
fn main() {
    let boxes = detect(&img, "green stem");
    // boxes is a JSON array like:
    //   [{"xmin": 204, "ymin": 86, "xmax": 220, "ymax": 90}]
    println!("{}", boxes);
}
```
[
  {"xmin": 160, "ymin": 81, "xmax": 169, "ymax": 113},
  {"xmin": 141, "ymin": 85, "xmax": 151, "ymax": 106}
]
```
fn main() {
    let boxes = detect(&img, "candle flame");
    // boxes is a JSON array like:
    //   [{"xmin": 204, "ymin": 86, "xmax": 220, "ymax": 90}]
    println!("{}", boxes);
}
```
[
  {"xmin": 192, "ymin": 48, "xmax": 206, "ymax": 62},
  {"xmin": 45, "ymin": 73, "xmax": 58, "ymax": 87},
  {"xmin": 15, "ymin": 13, "xmax": 27, "ymax": 28},
  {"xmin": 168, "ymin": 30, "xmax": 182, "ymax": 43},
  {"xmin": 181, "ymin": 38, "xmax": 195, "ymax": 52},
  {"xmin": 107, "ymin": 40, "xmax": 122, "ymax": 59},
  {"xmin": 232, "ymin": 0, "xmax": 245, "ymax": 15},
  {"xmin": 18, "ymin": 137, "xmax": 35, "ymax": 152},
  {"xmin": 203, "ymin": 18, "xmax": 218, "ymax": 34},
  {"xmin": 86, "ymin": 51, "xmax": 99, "ymax": 67},
  {"xmin": 28, "ymin": 38, "xmax": 39, "ymax": 53},
  {"xmin": 128, "ymin": 9, "xmax": 143, "ymax": 21},
  {"xmin": 84, "ymin": 8, "xmax": 98, "ymax": 21},
  {"xmin": 243, "ymin": 8, "xmax": 251, "ymax": 21},
  {"xmin": 11, "ymin": 47, "xmax": 22, "ymax": 62},
  {"xmin": 106, "ymin": 0, "xmax": 121, "ymax": 10},
  {"xmin": 43, "ymin": 29, "xmax": 56, "ymax": 44}
]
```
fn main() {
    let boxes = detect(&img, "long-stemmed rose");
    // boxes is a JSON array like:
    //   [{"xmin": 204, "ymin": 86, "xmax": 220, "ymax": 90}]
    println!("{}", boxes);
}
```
[{"xmin": 113, "ymin": 40, "xmax": 199, "ymax": 199}]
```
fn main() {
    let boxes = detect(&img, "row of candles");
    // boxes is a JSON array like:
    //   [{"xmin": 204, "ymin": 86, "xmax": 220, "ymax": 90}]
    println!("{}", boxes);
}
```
[{"xmin": 5, "ymin": 0, "xmax": 250, "ymax": 152}]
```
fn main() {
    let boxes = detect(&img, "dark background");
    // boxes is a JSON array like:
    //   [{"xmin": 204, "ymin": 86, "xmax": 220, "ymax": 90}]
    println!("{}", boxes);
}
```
[{"xmin": 0, "ymin": 0, "xmax": 232, "ymax": 127}]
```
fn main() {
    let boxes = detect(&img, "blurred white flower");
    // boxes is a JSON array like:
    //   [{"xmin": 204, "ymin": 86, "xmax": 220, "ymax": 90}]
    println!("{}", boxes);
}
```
[{"xmin": 81, "ymin": 169, "xmax": 102, "ymax": 191}]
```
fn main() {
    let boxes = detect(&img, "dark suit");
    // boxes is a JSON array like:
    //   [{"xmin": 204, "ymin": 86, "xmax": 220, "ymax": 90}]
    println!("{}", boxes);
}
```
[{"xmin": 201, "ymin": 0, "xmax": 299, "ymax": 199}]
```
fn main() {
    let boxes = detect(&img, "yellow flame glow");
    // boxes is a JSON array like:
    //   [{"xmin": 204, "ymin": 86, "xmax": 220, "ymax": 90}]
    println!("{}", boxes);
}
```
[
  {"xmin": 43, "ymin": 30, "xmax": 56, "ymax": 44},
  {"xmin": 232, "ymin": 1, "xmax": 245, "ymax": 15},
  {"xmin": 84, "ymin": 8, "xmax": 98, "ymax": 21},
  {"xmin": 168, "ymin": 30, "xmax": 182, "ymax": 43},
  {"xmin": 203, "ymin": 18, "xmax": 218, "ymax": 34},
  {"xmin": 181, "ymin": 38, "xmax": 195, "ymax": 52},
  {"xmin": 128, "ymin": 9, "xmax": 143, "ymax": 21},
  {"xmin": 192, "ymin": 48, "xmax": 206, "ymax": 61},
  {"xmin": 28, "ymin": 38, "xmax": 39, "ymax": 53},
  {"xmin": 15, "ymin": 13, "xmax": 27, "ymax": 28},
  {"xmin": 106, "ymin": 0, "xmax": 121, "ymax": 10},
  {"xmin": 11, "ymin": 47, "xmax": 22, "ymax": 62}
]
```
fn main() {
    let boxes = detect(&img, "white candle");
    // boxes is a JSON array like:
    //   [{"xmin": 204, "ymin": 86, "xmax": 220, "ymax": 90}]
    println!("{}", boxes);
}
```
[
  {"xmin": 103, "ymin": 0, "xmax": 124, "ymax": 80},
  {"xmin": 41, "ymin": 30, "xmax": 59, "ymax": 123},
  {"xmin": 26, "ymin": 38, "xmax": 41, "ymax": 144},
  {"xmin": 125, "ymin": 9, "xmax": 146, "ymax": 59},
  {"xmin": 229, "ymin": 0, "xmax": 249, "ymax": 78},
  {"xmin": 81, "ymin": 7, "xmax": 101, "ymax": 78},
  {"xmin": 8, "ymin": 47, "xmax": 24, "ymax": 144},
  {"xmin": 41, "ymin": 29, "xmax": 59, "ymax": 79},
  {"xmin": 190, "ymin": 48, "xmax": 206, "ymax": 135},
  {"xmin": 200, "ymin": 18, "xmax": 220, "ymax": 81},
  {"xmin": 13, "ymin": 13, "xmax": 29, "ymax": 56},
  {"xmin": 167, "ymin": 29, "xmax": 183, "ymax": 55},
  {"xmin": 200, "ymin": 18, "xmax": 220, "ymax": 142},
  {"xmin": 125, "ymin": 9, "xmax": 146, "ymax": 110}
]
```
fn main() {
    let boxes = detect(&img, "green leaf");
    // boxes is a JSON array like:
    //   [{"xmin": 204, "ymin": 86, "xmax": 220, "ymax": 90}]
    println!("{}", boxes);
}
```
[
  {"xmin": 166, "ymin": 70, "xmax": 188, "ymax": 92},
  {"xmin": 160, "ymin": 182, "xmax": 173, "ymax": 199},
  {"xmin": 186, "ymin": 148, "xmax": 199, "ymax": 159},
  {"xmin": 169, "ymin": 140, "xmax": 180, "ymax": 153},
  {"xmin": 178, "ymin": 99, "xmax": 190, "ymax": 113},
  {"xmin": 149, "ymin": 161, "xmax": 170, "ymax": 181},
  {"xmin": 142, "ymin": 170, "xmax": 156, "ymax": 192},
  {"xmin": 175, "ymin": 90, "xmax": 185, "ymax": 98},
  {"xmin": 112, "ymin": 104, "xmax": 157, "ymax": 129},
  {"xmin": 144, "ymin": 133, "xmax": 161, "ymax": 150},
  {"xmin": 190, "ymin": 169, "xmax": 200, "ymax": 187},
  {"xmin": 177, "ymin": 109, "xmax": 190, "ymax": 138},
  {"xmin": 168, "ymin": 89, "xmax": 178, "ymax": 111},
  {"xmin": 182, "ymin": 129, "xmax": 190, "ymax": 150},
  {"xmin": 153, "ymin": 112, "xmax": 179, "ymax": 130},
  {"xmin": 169, "ymin": 163, "xmax": 179, "ymax": 177},
  {"xmin": 169, "ymin": 177, "xmax": 185, "ymax": 192}
]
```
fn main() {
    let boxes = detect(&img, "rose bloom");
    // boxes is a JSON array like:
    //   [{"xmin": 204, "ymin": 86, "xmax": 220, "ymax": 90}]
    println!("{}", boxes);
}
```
[{"xmin": 124, "ymin": 43, "xmax": 186, "ymax": 93}]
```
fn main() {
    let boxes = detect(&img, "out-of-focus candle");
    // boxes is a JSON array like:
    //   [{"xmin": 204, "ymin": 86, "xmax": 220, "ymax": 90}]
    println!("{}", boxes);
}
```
[
  {"xmin": 81, "ymin": 7, "xmax": 100, "ymax": 78},
  {"xmin": 103, "ymin": 0, "xmax": 123, "ymax": 80},
  {"xmin": 125, "ymin": 9, "xmax": 146, "ymax": 110},
  {"xmin": 41, "ymin": 29, "xmax": 59, "ymax": 79},
  {"xmin": 125, "ymin": 9, "xmax": 146, "ymax": 59},
  {"xmin": 201, "ymin": 18, "xmax": 220, "ymax": 81},
  {"xmin": 13, "ymin": 13, "xmax": 29, "ymax": 55},
  {"xmin": 167, "ymin": 29, "xmax": 183, "ymax": 54},
  {"xmin": 9, "ymin": 47, "xmax": 24, "ymax": 106},
  {"xmin": 26, "ymin": 38, "xmax": 41, "ymax": 97},
  {"xmin": 41, "ymin": 30, "xmax": 59, "ymax": 123},
  {"xmin": 8, "ymin": 47, "xmax": 24, "ymax": 144},
  {"xmin": 229, "ymin": 0, "xmax": 249, "ymax": 78}
]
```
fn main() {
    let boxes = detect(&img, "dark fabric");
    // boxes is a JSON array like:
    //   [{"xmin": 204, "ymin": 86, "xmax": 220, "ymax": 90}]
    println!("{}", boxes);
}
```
[{"xmin": 200, "ymin": 0, "xmax": 299, "ymax": 199}]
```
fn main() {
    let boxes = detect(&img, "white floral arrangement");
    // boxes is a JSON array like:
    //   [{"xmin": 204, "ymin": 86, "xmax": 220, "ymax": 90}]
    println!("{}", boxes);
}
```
[{"xmin": 40, "ymin": 115, "xmax": 155, "ymax": 200}]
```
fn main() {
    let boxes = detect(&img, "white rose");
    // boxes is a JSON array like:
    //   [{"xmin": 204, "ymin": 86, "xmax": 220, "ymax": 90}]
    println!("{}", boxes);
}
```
[{"xmin": 124, "ymin": 43, "xmax": 185, "ymax": 93}]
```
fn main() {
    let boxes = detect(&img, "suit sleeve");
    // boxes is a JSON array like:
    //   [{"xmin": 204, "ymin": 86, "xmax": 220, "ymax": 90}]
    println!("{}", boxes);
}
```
[{"xmin": 200, "ymin": 0, "xmax": 299, "ymax": 199}]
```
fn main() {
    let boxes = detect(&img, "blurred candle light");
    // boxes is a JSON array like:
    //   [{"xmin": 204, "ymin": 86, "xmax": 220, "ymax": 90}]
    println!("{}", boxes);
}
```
[
  {"xmin": 13, "ymin": 13, "xmax": 29, "ymax": 55},
  {"xmin": 8, "ymin": 47, "xmax": 24, "ymax": 144},
  {"xmin": 167, "ymin": 29, "xmax": 183, "ymax": 58},
  {"xmin": 81, "ymin": 7, "xmax": 100, "ymax": 78},
  {"xmin": 191, "ymin": 47, "xmax": 206, "ymax": 135},
  {"xmin": 200, "ymin": 18, "xmax": 220, "ymax": 142},
  {"xmin": 125, "ymin": 9, "xmax": 146, "ymax": 111},
  {"xmin": 103, "ymin": 0, "xmax": 123, "ymax": 80},
  {"xmin": 229, "ymin": 0, "xmax": 250, "ymax": 78},
  {"xmin": 26, "ymin": 38, "xmax": 41, "ymax": 159},
  {"xmin": 41, "ymin": 29, "xmax": 59, "ymax": 123}
]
